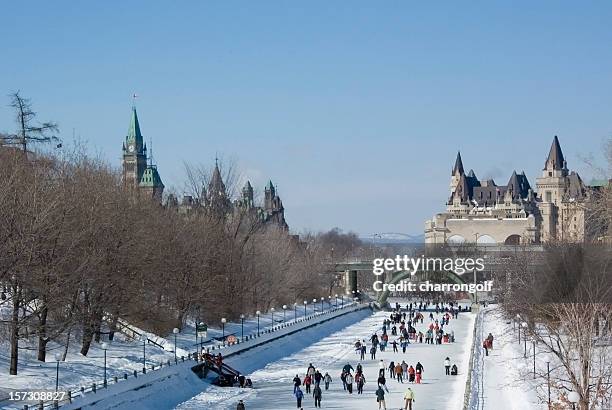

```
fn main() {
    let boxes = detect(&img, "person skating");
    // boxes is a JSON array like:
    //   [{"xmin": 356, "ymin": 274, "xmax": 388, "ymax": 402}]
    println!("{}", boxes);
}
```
[
  {"xmin": 395, "ymin": 362, "xmax": 404, "ymax": 383},
  {"xmin": 392, "ymin": 340, "xmax": 398, "ymax": 352},
  {"xmin": 487, "ymin": 333, "xmax": 494, "ymax": 349},
  {"xmin": 342, "ymin": 362, "xmax": 354, "ymax": 374},
  {"xmin": 407, "ymin": 365, "xmax": 415, "ymax": 383},
  {"xmin": 376, "ymin": 385, "xmax": 387, "ymax": 410},
  {"xmin": 340, "ymin": 370, "xmax": 347, "ymax": 390},
  {"xmin": 378, "ymin": 359, "xmax": 386, "ymax": 377},
  {"xmin": 451, "ymin": 364, "xmax": 458, "ymax": 375},
  {"xmin": 388, "ymin": 361, "xmax": 395, "ymax": 379},
  {"xmin": 294, "ymin": 386, "xmax": 304, "ymax": 408},
  {"xmin": 307, "ymin": 363, "xmax": 316, "ymax": 378},
  {"xmin": 236, "ymin": 400, "xmax": 245, "ymax": 410},
  {"xmin": 483, "ymin": 339, "xmax": 489, "ymax": 356},
  {"xmin": 377, "ymin": 373, "xmax": 389, "ymax": 393},
  {"xmin": 345, "ymin": 371, "xmax": 354, "ymax": 394},
  {"xmin": 313, "ymin": 384, "xmax": 322, "ymax": 408},
  {"xmin": 401, "ymin": 360, "xmax": 408, "ymax": 378},
  {"xmin": 323, "ymin": 372, "xmax": 332, "ymax": 390},
  {"xmin": 293, "ymin": 374, "xmax": 301, "ymax": 393},
  {"xmin": 360, "ymin": 343, "xmax": 367, "ymax": 360},
  {"xmin": 444, "ymin": 357, "xmax": 451, "ymax": 375},
  {"xmin": 355, "ymin": 371, "xmax": 366, "ymax": 394},
  {"xmin": 404, "ymin": 387, "xmax": 415, "ymax": 410},
  {"xmin": 356, "ymin": 363, "xmax": 363, "ymax": 375},
  {"xmin": 304, "ymin": 374, "xmax": 312, "ymax": 394},
  {"xmin": 370, "ymin": 345, "xmax": 377, "ymax": 360},
  {"xmin": 314, "ymin": 370, "xmax": 322, "ymax": 386}
]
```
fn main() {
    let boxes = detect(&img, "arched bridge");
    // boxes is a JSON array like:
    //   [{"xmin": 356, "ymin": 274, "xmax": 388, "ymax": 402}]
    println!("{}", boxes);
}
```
[{"xmin": 332, "ymin": 260, "xmax": 475, "ymax": 306}]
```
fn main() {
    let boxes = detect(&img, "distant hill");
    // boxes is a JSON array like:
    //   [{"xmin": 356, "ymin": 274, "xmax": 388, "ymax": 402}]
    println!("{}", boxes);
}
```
[{"xmin": 360, "ymin": 233, "xmax": 425, "ymax": 244}]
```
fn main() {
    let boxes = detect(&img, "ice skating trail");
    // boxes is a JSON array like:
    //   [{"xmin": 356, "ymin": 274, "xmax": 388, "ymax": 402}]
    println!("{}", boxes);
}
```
[{"xmin": 176, "ymin": 308, "xmax": 476, "ymax": 410}]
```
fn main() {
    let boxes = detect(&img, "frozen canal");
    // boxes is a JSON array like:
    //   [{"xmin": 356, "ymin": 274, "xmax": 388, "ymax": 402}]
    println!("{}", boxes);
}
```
[{"xmin": 175, "ymin": 306, "xmax": 476, "ymax": 410}]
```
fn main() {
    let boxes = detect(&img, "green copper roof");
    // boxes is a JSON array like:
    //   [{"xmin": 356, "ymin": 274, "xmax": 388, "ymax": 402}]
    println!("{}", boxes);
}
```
[
  {"xmin": 139, "ymin": 165, "xmax": 164, "ymax": 188},
  {"xmin": 127, "ymin": 107, "xmax": 143, "ymax": 144}
]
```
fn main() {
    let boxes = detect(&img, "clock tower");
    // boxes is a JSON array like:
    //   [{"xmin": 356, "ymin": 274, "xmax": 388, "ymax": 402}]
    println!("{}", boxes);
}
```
[{"xmin": 122, "ymin": 106, "xmax": 147, "ymax": 187}]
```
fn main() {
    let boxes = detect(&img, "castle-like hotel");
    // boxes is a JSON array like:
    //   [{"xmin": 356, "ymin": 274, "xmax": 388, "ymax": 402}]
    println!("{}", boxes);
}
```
[
  {"xmin": 121, "ymin": 106, "xmax": 288, "ymax": 229},
  {"xmin": 425, "ymin": 136, "xmax": 595, "ymax": 245}
]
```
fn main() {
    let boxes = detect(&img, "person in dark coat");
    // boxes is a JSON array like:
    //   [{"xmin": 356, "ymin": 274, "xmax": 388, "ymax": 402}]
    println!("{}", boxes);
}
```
[
  {"xmin": 236, "ymin": 400, "xmax": 245, "ymax": 410},
  {"xmin": 313, "ymin": 384, "xmax": 322, "ymax": 407},
  {"xmin": 294, "ymin": 387, "xmax": 304, "ymax": 408},
  {"xmin": 293, "ymin": 374, "xmax": 301, "ymax": 393}
]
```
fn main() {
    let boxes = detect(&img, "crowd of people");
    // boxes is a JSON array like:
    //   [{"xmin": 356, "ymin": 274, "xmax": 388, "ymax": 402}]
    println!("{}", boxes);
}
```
[{"xmin": 283, "ymin": 301, "xmax": 465, "ymax": 410}]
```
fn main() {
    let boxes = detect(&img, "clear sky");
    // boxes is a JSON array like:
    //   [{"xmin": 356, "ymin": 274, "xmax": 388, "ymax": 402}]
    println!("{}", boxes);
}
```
[{"xmin": 1, "ymin": 1, "xmax": 611, "ymax": 235}]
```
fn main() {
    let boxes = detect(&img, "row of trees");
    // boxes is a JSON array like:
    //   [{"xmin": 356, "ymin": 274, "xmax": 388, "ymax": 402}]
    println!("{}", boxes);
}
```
[
  {"xmin": 0, "ymin": 93, "xmax": 363, "ymax": 375},
  {"xmin": 495, "ymin": 140, "xmax": 612, "ymax": 410}
]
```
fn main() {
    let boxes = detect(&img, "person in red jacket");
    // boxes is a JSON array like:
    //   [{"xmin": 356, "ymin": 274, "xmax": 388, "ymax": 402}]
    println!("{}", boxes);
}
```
[{"xmin": 304, "ymin": 374, "xmax": 312, "ymax": 393}]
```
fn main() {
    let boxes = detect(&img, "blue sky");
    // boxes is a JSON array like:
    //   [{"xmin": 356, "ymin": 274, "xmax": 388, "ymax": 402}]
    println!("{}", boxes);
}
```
[{"xmin": 1, "ymin": 1, "xmax": 611, "ymax": 235}]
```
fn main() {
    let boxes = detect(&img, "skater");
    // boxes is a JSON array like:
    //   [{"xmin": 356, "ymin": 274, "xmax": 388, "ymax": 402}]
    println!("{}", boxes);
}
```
[
  {"xmin": 356, "ymin": 371, "xmax": 366, "ymax": 394},
  {"xmin": 360, "ymin": 343, "xmax": 367, "ymax": 360},
  {"xmin": 487, "ymin": 333, "xmax": 494, "ymax": 349},
  {"xmin": 451, "ymin": 364, "xmax": 458, "ymax": 375},
  {"xmin": 236, "ymin": 400, "xmax": 245, "ymax": 410},
  {"xmin": 395, "ymin": 362, "xmax": 404, "ymax": 383},
  {"xmin": 376, "ymin": 385, "xmax": 387, "ymax": 410},
  {"xmin": 401, "ymin": 360, "xmax": 408, "ymax": 378},
  {"xmin": 342, "ymin": 363, "xmax": 354, "ymax": 374},
  {"xmin": 404, "ymin": 387, "xmax": 415, "ymax": 410},
  {"xmin": 294, "ymin": 386, "xmax": 304, "ymax": 408},
  {"xmin": 345, "ymin": 372, "xmax": 354, "ymax": 394},
  {"xmin": 388, "ymin": 361, "xmax": 395, "ymax": 379},
  {"xmin": 483, "ymin": 339, "xmax": 489, "ymax": 356},
  {"xmin": 377, "ymin": 373, "xmax": 389, "ymax": 393},
  {"xmin": 379, "ymin": 359, "xmax": 386, "ymax": 377},
  {"xmin": 340, "ymin": 370, "xmax": 347, "ymax": 390},
  {"xmin": 444, "ymin": 357, "xmax": 451, "ymax": 375},
  {"xmin": 314, "ymin": 370, "xmax": 322, "ymax": 386},
  {"xmin": 293, "ymin": 374, "xmax": 301, "ymax": 393},
  {"xmin": 304, "ymin": 374, "xmax": 312, "ymax": 394},
  {"xmin": 370, "ymin": 345, "xmax": 377, "ymax": 360},
  {"xmin": 307, "ymin": 363, "xmax": 316, "ymax": 378},
  {"xmin": 392, "ymin": 340, "xmax": 398, "ymax": 353},
  {"xmin": 408, "ymin": 365, "xmax": 415, "ymax": 383},
  {"xmin": 356, "ymin": 363, "xmax": 363, "ymax": 375},
  {"xmin": 313, "ymin": 384, "xmax": 322, "ymax": 408},
  {"xmin": 324, "ymin": 372, "xmax": 332, "ymax": 390}
]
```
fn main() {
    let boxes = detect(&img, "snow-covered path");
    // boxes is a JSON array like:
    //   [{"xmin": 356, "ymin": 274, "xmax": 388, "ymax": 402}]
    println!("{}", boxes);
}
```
[
  {"xmin": 176, "ymin": 307, "xmax": 475, "ymax": 410},
  {"xmin": 478, "ymin": 307, "xmax": 543, "ymax": 410}
]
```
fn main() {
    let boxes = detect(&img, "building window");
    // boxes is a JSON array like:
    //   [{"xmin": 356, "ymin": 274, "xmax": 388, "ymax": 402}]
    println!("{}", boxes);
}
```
[{"xmin": 546, "ymin": 191, "xmax": 552, "ymax": 202}]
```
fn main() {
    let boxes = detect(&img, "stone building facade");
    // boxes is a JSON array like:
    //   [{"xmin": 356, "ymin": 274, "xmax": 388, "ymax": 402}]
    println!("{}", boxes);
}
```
[{"xmin": 425, "ymin": 136, "xmax": 593, "ymax": 245}]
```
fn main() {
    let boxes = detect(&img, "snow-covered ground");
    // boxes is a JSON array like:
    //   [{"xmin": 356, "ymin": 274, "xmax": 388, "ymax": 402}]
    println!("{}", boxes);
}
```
[
  {"xmin": 476, "ymin": 306, "xmax": 544, "ymax": 410},
  {"xmin": 0, "ymin": 299, "xmax": 350, "ymax": 409},
  {"xmin": 177, "ymin": 305, "xmax": 476, "ymax": 409}
]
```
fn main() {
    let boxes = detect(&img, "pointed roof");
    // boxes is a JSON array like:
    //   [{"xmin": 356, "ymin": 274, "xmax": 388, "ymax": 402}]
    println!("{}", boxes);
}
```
[
  {"xmin": 208, "ymin": 162, "xmax": 226, "ymax": 195},
  {"xmin": 452, "ymin": 151, "xmax": 464, "ymax": 176},
  {"xmin": 127, "ymin": 107, "xmax": 143, "ymax": 144},
  {"xmin": 139, "ymin": 165, "xmax": 164, "ymax": 188},
  {"xmin": 506, "ymin": 170, "xmax": 531, "ymax": 201},
  {"xmin": 544, "ymin": 136, "xmax": 565, "ymax": 170}
]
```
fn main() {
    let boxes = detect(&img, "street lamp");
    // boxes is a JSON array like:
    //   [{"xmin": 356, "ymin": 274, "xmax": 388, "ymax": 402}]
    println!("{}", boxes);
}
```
[
  {"xmin": 294, "ymin": 302, "xmax": 297, "ymax": 321},
  {"xmin": 521, "ymin": 322, "xmax": 527, "ymax": 358},
  {"xmin": 303, "ymin": 300, "xmax": 307, "ymax": 317},
  {"xmin": 282, "ymin": 305, "xmax": 287, "ymax": 322},
  {"xmin": 141, "ymin": 335, "xmax": 147, "ymax": 373},
  {"xmin": 54, "ymin": 353, "xmax": 61, "ymax": 392},
  {"xmin": 221, "ymin": 318, "xmax": 227, "ymax": 345},
  {"xmin": 320, "ymin": 297, "xmax": 324, "ymax": 311},
  {"xmin": 533, "ymin": 339, "xmax": 537, "ymax": 378},
  {"xmin": 568, "ymin": 391, "xmax": 579, "ymax": 410},
  {"xmin": 256, "ymin": 311, "xmax": 261, "ymax": 336},
  {"xmin": 172, "ymin": 328, "xmax": 179, "ymax": 364},
  {"xmin": 542, "ymin": 353, "xmax": 551, "ymax": 408},
  {"xmin": 334, "ymin": 294, "xmax": 338, "ymax": 308},
  {"xmin": 341, "ymin": 294, "xmax": 344, "ymax": 307},
  {"xmin": 240, "ymin": 314, "xmax": 245, "ymax": 340},
  {"xmin": 313, "ymin": 298, "xmax": 317, "ymax": 313},
  {"xmin": 101, "ymin": 342, "xmax": 108, "ymax": 387},
  {"xmin": 271, "ymin": 308, "xmax": 275, "ymax": 326}
]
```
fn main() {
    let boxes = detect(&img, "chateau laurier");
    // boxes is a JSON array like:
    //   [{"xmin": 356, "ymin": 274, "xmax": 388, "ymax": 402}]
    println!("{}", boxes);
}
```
[
  {"xmin": 425, "ymin": 136, "xmax": 602, "ymax": 245},
  {"xmin": 121, "ymin": 106, "xmax": 288, "ymax": 229}
]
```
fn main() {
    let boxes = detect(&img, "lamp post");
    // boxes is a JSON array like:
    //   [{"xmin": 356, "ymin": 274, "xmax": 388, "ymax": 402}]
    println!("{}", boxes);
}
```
[
  {"xmin": 101, "ymin": 342, "xmax": 108, "ymax": 387},
  {"xmin": 141, "ymin": 335, "xmax": 147, "ymax": 373},
  {"xmin": 542, "ymin": 353, "xmax": 551, "ymax": 408},
  {"xmin": 517, "ymin": 314, "xmax": 521, "ymax": 343},
  {"xmin": 533, "ymin": 339, "xmax": 536, "ymax": 378},
  {"xmin": 221, "ymin": 318, "xmax": 227, "ymax": 345},
  {"xmin": 320, "ymin": 297, "xmax": 324, "ymax": 312},
  {"xmin": 334, "ymin": 294, "xmax": 338, "ymax": 308},
  {"xmin": 54, "ymin": 353, "xmax": 61, "ymax": 392},
  {"xmin": 341, "ymin": 294, "xmax": 344, "ymax": 307},
  {"xmin": 271, "ymin": 308, "xmax": 275, "ymax": 326},
  {"xmin": 172, "ymin": 328, "xmax": 179, "ymax": 364},
  {"xmin": 294, "ymin": 302, "xmax": 297, "ymax": 321},
  {"xmin": 521, "ymin": 322, "xmax": 527, "ymax": 358},
  {"xmin": 240, "ymin": 314, "xmax": 245, "ymax": 340},
  {"xmin": 282, "ymin": 305, "xmax": 287, "ymax": 322},
  {"xmin": 303, "ymin": 300, "xmax": 307, "ymax": 316},
  {"xmin": 568, "ymin": 391, "xmax": 579, "ymax": 410},
  {"xmin": 256, "ymin": 311, "xmax": 261, "ymax": 336},
  {"xmin": 313, "ymin": 298, "xmax": 317, "ymax": 313}
]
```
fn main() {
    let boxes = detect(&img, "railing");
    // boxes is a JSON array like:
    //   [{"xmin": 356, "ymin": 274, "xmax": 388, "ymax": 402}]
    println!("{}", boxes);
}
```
[
  {"xmin": 464, "ymin": 306, "xmax": 485, "ymax": 410},
  {"xmin": 15, "ymin": 302, "xmax": 368, "ymax": 410}
]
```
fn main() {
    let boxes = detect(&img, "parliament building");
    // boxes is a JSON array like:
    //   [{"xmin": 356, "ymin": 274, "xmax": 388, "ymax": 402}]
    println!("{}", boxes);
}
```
[{"xmin": 121, "ymin": 106, "xmax": 288, "ymax": 230}]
